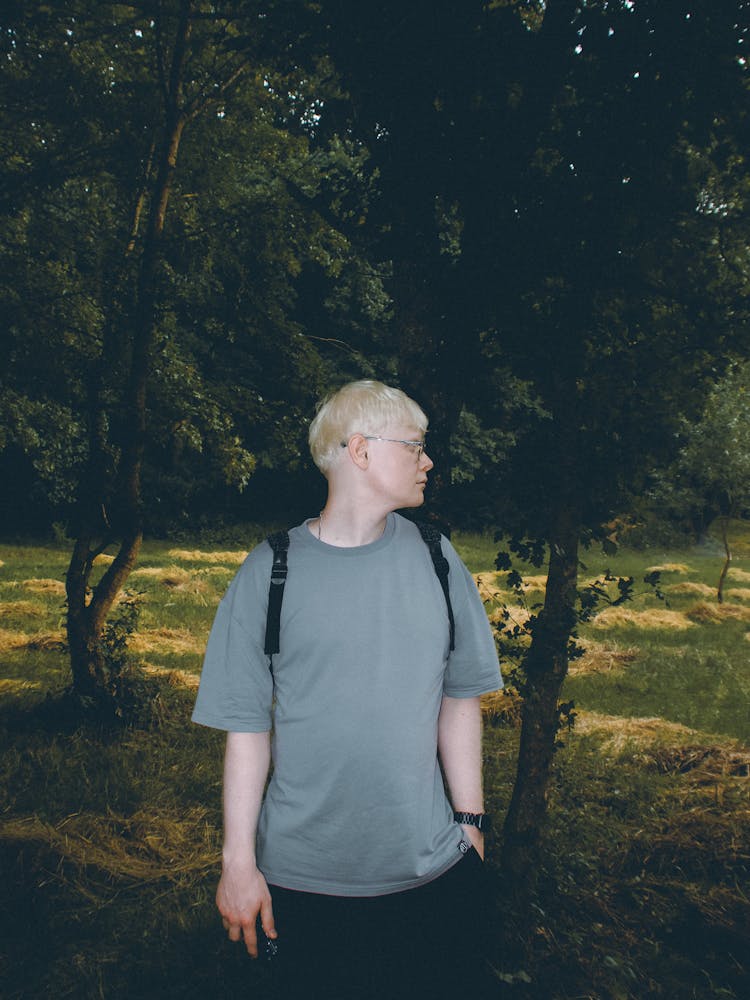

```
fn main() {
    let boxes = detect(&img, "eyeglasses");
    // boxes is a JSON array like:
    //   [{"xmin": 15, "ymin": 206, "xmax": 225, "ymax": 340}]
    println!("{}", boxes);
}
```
[{"xmin": 340, "ymin": 436, "xmax": 426, "ymax": 459}]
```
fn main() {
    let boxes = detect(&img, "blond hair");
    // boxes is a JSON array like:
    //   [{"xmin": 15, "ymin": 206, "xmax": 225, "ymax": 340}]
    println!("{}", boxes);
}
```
[{"xmin": 308, "ymin": 380, "xmax": 428, "ymax": 473}]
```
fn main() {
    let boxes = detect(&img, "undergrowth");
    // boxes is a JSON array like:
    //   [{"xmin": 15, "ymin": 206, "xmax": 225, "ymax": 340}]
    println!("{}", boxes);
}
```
[{"xmin": 1, "ymin": 531, "xmax": 749, "ymax": 998}]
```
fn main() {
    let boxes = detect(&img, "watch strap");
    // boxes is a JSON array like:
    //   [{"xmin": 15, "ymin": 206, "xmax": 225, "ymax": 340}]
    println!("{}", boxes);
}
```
[{"xmin": 453, "ymin": 810, "xmax": 491, "ymax": 832}]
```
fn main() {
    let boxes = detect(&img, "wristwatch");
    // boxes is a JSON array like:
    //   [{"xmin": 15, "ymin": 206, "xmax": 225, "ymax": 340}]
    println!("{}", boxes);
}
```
[{"xmin": 453, "ymin": 811, "xmax": 491, "ymax": 832}]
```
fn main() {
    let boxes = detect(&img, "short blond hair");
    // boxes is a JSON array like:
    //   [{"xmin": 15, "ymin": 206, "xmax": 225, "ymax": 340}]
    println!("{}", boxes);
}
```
[{"xmin": 309, "ymin": 380, "xmax": 428, "ymax": 473}]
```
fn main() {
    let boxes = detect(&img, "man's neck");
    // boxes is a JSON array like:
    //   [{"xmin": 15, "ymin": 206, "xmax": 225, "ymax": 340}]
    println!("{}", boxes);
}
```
[{"xmin": 311, "ymin": 501, "xmax": 390, "ymax": 547}]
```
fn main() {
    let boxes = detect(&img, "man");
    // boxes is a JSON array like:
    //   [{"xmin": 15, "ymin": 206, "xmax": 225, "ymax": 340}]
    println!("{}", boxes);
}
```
[{"xmin": 192, "ymin": 380, "xmax": 502, "ymax": 998}]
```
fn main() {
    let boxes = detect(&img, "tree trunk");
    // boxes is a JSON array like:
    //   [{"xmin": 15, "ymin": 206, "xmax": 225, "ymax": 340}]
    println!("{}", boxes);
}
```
[
  {"xmin": 65, "ymin": 3, "xmax": 192, "ymax": 708},
  {"xmin": 717, "ymin": 513, "xmax": 732, "ymax": 604},
  {"xmin": 502, "ymin": 501, "xmax": 580, "ymax": 889}
]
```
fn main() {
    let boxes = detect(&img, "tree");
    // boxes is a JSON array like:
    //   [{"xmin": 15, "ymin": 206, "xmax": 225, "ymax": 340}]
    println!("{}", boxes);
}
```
[
  {"xmin": 0, "ymin": 1, "xmax": 377, "ymax": 711},
  {"xmin": 317, "ymin": 0, "xmax": 750, "ymax": 903},
  {"xmin": 659, "ymin": 360, "xmax": 750, "ymax": 601}
]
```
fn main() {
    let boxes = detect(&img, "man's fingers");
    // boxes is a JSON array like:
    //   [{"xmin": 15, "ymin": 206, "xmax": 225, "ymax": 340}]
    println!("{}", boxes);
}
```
[
  {"xmin": 241, "ymin": 917, "xmax": 259, "ymax": 958},
  {"xmin": 259, "ymin": 896, "xmax": 278, "ymax": 940}
]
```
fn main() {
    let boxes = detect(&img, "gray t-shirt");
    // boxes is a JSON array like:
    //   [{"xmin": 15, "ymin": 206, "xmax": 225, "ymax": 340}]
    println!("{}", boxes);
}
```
[{"xmin": 192, "ymin": 512, "xmax": 502, "ymax": 896}]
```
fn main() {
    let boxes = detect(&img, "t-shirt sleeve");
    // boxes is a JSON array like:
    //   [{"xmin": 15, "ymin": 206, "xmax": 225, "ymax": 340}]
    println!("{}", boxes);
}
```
[
  {"xmin": 441, "ymin": 539, "xmax": 503, "ymax": 698},
  {"xmin": 191, "ymin": 544, "xmax": 275, "ymax": 732}
]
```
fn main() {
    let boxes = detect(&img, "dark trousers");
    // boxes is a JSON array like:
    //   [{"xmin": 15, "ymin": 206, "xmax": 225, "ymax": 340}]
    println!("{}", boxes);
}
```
[{"xmin": 266, "ymin": 848, "xmax": 493, "ymax": 1000}]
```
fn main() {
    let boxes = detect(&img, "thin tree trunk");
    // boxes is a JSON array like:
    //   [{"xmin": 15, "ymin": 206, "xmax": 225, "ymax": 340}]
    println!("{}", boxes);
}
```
[
  {"xmin": 65, "ymin": 2, "xmax": 192, "ymax": 706},
  {"xmin": 502, "ymin": 501, "xmax": 580, "ymax": 889},
  {"xmin": 717, "ymin": 514, "xmax": 732, "ymax": 604}
]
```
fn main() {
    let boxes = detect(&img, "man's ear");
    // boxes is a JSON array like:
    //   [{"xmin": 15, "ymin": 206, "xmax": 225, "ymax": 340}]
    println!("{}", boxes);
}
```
[{"xmin": 347, "ymin": 433, "xmax": 369, "ymax": 470}]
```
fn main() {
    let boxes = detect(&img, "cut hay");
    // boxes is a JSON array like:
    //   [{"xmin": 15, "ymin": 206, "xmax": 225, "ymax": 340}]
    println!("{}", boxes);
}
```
[
  {"xmin": 489, "ymin": 604, "xmax": 532, "ymax": 628},
  {"xmin": 666, "ymin": 581, "xmax": 717, "ymax": 598},
  {"xmin": 481, "ymin": 688, "xmax": 523, "ymax": 726},
  {"xmin": 645, "ymin": 745, "xmax": 750, "ymax": 780},
  {"xmin": 686, "ymin": 601, "xmax": 750, "ymax": 624},
  {"xmin": 24, "ymin": 629, "xmax": 66, "ymax": 651},
  {"xmin": 474, "ymin": 572, "xmax": 503, "ymax": 602},
  {"xmin": 725, "ymin": 587, "xmax": 750, "ymax": 603},
  {"xmin": 129, "ymin": 627, "xmax": 205, "ymax": 656},
  {"xmin": 568, "ymin": 640, "xmax": 639, "ymax": 676},
  {"xmin": 644, "ymin": 562, "xmax": 691, "ymax": 575},
  {"xmin": 0, "ymin": 628, "xmax": 33, "ymax": 652},
  {"xmin": 130, "ymin": 565, "xmax": 214, "ymax": 598},
  {"xmin": 0, "ymin": 807, "xmax": 219, "ymax": 888},
  {"xmin": 0, "ymin": 678, "xmax": 42, "ymax": 695},
  {"xmin": 574, "ymin": 710, "xmax": 701, "ymax": 753},
  {"xmin": 93, "ymin": 553, "xmax": 115, "ymax": 565},
  {"xmin": 592, "ymin": 607, "xmax": 694, "ymax": 630},
  {"xmin": 0, "ymin": 627, "xmax": 66, "ymax": 653},
  {"xmin": 167, "ymin": 548, "xmax": 248, "ymax": 565},
  {"xmin": 131, "ymin": 565, "xmax": 192, "ymax": 586},
  {"xmin": 475, "ymin": 571, "xmax": 547, "ymax": 600},
  {"xmin": 22, "ymin": 578, "xmax": 66, "ymax": 597},
  {"xmin": 0, "ymin": 600, "xmax": 46, "ymax": 618},
  {"xmin": 728, "ymin": 567, "xmax": 750, "ymax": 583},
  {"xmin": 141, "ymin": 662, "xmax": 201, "ymax": 689}
]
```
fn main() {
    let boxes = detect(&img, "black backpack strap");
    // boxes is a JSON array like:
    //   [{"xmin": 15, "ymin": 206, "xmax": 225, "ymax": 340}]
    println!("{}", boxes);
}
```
[
  {"xmin": 416, "ymin": 522, "xmax": 456, "ymax": 652},
  {"xmin": 264, "ymin": 531, "xmax": 290, "ymax": 665}
]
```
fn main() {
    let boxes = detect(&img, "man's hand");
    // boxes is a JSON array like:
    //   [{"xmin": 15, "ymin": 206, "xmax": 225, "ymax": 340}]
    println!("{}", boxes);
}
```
[
  {"xmin": 216, "ymin": 857, "xmax": 277, "ymax": 958},
  {"xmin": 461, "ymin": 824, "xmax": 485, "ymax": 860}
]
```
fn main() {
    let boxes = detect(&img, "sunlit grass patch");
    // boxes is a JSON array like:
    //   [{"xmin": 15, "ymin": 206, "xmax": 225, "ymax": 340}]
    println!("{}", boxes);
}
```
[
  {"xmin": 726, "ymin": 587, "xmax": 750, "ymax": 603},
  {"xmin": 728, "ymin": 567, "xmax": 750, "ymax": 583},
  {"xmin": 167, "ymin": 548, "xmax": 248, "ymax": 564},
  {"xmin": 591, "ymin": 607, "xmax": 694, "ymax": 630},
  {"xmin": 644, "ymin": 562, "xmax": 692, "ymax": 574},
  {"xmin": 686, "ymin": 601, "xmax": 750, "ymax": 624}
]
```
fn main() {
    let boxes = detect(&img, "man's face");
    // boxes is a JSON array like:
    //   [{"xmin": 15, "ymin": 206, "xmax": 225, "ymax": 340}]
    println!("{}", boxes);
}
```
[{"xmin": 365, "ymin": 426, "xmax": 434, "ymax": 509}]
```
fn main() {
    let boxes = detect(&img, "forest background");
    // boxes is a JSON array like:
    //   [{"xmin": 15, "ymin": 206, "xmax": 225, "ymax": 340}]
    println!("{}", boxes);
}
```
[{"xmin": 1, "ymin": 1, "xmax": 750, "ymax": 998}]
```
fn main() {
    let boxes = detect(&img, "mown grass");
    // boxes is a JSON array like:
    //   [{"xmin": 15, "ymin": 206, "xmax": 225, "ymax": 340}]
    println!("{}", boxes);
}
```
[{"xmin": 0, "ymin": 524, "xmax": 749, "ymax": 998}]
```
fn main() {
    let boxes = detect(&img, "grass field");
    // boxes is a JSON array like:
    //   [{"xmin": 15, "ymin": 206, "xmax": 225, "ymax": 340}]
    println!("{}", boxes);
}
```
[{"xmin": 1, "ymin": 522, "xmax": 749, "ymax": 998}]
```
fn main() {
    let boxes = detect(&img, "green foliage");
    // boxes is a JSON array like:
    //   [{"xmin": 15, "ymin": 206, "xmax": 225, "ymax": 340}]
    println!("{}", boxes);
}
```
[
  {"xmin": 653, "ymin": 359, "xmax": 750, "ymax": 526},
  {"xmin": 0, "ymin": 1, "xmax": 388, "ymax": 533}
]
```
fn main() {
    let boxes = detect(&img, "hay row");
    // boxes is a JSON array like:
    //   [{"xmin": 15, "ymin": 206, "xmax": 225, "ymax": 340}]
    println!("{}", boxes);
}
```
[
  {"xmin": 569, "ymin": 640, "xmax": 640, "ymax": 676},
  {"xmin": 0, "ymin": 599, "xmax": 46, "ymax": 618},
  {"xmin": 574, "ymin": 710, "xmax": 702, "ymax": 753},
  {"xmin": 129, "ymin": 627, "xmax": 205, "ymax": 656},
  {"xmin": 21, "ymin": 578, "xmax": 66, "ymax": 596},
  {"xmin": 141, "ymin": 662, "xmax": 201, "ymax": 689},
  {"xmin": 167, "ymin": 548, "xmax": 248, "ymax": 564},
  {"xmin": 0, "ymin": 678, "xmax": 42, "ymax": 694},
  {"xmin": 0, "ymin": 627, "xmax": 66, "ymax": 653},
  {"xmin": 592, "ymin": 607, "xmax": 695, "ymax": 630}
]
